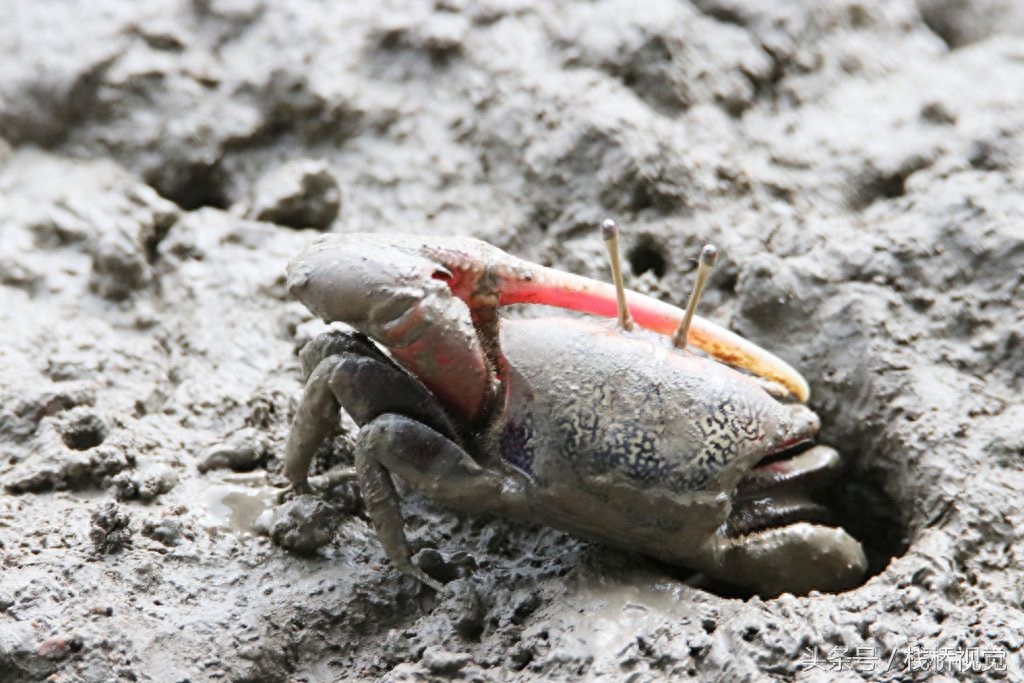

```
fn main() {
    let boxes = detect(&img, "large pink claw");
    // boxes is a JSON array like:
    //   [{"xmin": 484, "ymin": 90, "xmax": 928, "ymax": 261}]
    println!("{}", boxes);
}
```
[
  {"xmin": 417, "ymin": 234, "xmax": 811, "ymax": 402},
  {"xmin": 287, "ymin": 234, "xmax": 810, "ymax": 424},
  {"xmin": 493, "ymin": 262, "xmax": 811, "ymax": 403}
]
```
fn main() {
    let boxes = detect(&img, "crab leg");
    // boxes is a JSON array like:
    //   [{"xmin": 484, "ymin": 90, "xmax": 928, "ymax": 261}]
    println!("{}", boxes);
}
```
[{"xmin": 490, "ymin": 261, "xmax": 811, "ymax": 402}]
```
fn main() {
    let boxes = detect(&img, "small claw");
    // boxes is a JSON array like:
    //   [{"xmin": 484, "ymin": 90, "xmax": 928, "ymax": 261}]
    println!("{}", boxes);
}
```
[
  {"xmin": 307, "ymin": 468, "xmax": 358, "ymax": 493},
  {"xmin": 712, "ymin": 523, "xmax": 867, "ymax": 596},
  {"xmin": 286, "ymin": 234, "xmax": 494, "ymax": 423}
]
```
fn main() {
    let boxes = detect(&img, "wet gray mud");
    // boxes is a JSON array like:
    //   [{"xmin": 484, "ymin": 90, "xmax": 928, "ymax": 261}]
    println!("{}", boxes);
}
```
[{"xmin": 1, "ymin": 1, "xmax": 1023, "ymax": 681}]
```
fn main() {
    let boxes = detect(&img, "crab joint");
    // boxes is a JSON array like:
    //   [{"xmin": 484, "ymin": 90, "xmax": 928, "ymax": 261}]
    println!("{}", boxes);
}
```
[
  {"xmin": 672, "ymin": 244, "xmax": 718, "ymax": 349},
  {"xmin": 600, "ymin": 219, "xmax": 635, "ymax": 332}
]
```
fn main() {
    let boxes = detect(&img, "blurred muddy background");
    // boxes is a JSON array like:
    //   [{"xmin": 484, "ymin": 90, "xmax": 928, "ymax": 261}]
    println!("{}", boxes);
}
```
[{"xmin": 1, "ymin": 0, "xmax": 1024, "ymax": 680}]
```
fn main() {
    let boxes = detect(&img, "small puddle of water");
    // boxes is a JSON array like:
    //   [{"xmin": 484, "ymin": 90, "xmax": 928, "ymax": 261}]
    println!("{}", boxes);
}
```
[{"xmin": 196, "ymin": 473, "xmax": 278, "ymax": 534}]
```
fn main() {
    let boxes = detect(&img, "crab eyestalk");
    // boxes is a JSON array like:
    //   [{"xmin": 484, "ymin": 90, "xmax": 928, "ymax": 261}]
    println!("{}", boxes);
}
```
[
  {"xmin": 600, "ymin": 219, "xmax": 635, "ymax": 332},
  {"xmin": 672, "ymin": 244, "xmax": 718, "ymax": 350}
]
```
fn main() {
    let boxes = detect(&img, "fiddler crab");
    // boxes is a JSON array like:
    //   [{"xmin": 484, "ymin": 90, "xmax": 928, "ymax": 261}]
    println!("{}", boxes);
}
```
[{"xmin": 282, "ymin": 222, "xmax": 867, "ymax": 595}]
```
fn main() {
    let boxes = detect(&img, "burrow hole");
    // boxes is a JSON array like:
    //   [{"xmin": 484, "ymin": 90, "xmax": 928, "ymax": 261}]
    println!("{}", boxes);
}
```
[
  {"xmin": 59, "ymin": 412, "xmax": 109, "ymax": 451},
  {"xmin": 627, "ymin": 236, "xmax": 667, "ymax": 278}
]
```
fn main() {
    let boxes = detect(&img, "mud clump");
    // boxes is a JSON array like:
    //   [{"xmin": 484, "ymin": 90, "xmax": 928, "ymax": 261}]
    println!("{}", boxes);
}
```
[
  {"xmin": 89, "ymin": 500, "xmax": 132, "ymax": 554},
  {"xmin": 0, "ymin": 383, "xmax": 97, "ymax": 443},
  {"xmin": 266, "ymin": 495, "xmax": 342, "ymax": 555},
  {"xmin": 140, "ymin": 517, "xmax": 183, "ymax": 547},
  {"xmin": 110, "ymin": 465, "xmax": 178, "ymax": 502},
  {"xmin": 199, "ymin": 428, "xmax": 273, "ymax": 473},
  {"xmin": 421, "ymin": 646, "xmax": 473, "ymax": 675},
  {"xmin": 241, "ymin": 159, "xmax": 342, "ymax": 230}
]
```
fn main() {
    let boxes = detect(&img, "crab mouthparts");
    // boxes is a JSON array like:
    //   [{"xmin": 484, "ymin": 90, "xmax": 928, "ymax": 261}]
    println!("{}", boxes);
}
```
[{"xmin": 725, "ymin": 444, "xmax": 844, "ymax": 538}]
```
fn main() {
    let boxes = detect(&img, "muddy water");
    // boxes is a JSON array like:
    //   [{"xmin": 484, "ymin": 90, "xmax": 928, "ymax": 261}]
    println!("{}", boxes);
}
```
[{"xmin": 196, "ymin": 475, "xmax": 277, "ymax": 534}]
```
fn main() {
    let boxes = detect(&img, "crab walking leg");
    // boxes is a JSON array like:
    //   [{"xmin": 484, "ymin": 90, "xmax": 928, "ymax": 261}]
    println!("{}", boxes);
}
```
[
  {"xmin": 493, "ymin": 263, "xmax": 811, "ymax": 402},
  {"xmin": 356, "ymin": 443, "xmax": 442, "ymax": 590},
  {"xmin": 283, "ymin": 359, "xmax": 347, "ymax": 492},
  {"xmin": 284, "ymin": 329, "xmax": 461, "ymax": 491},
  {"xmin": 357, "ymin": 413, "xmax": 522, "ymax": 590},
  {"xmin": 284, "ymin": 329, "xmax": 400, "ymax": 490}
]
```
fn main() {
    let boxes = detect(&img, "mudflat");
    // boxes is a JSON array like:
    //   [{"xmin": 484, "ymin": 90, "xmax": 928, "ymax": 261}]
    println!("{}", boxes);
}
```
[{"xmin": 1, "ymin": 1, "xmax": 1022, "ymax": 680}]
